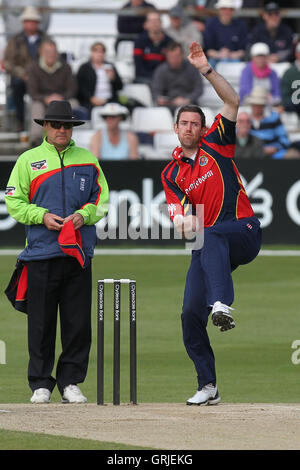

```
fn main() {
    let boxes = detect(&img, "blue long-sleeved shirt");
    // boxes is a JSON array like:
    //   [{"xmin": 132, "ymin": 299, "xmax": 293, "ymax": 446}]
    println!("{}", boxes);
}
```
[
  {"xmin": 250, "ymin": 111, "xmax": 290, "ymax": 159},
  {"xmin": 203, "ymin": 16, "xmax": 247, "ymax": 52},
  {"xmin": 247, "ymin": 20, "xmax": 294, "ymax": 62}
]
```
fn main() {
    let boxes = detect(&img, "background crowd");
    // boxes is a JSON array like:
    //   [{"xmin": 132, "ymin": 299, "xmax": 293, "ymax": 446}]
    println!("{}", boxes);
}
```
[{"xmin": 1, "ymin": 0, "xmax": 300, "ymax": 159}]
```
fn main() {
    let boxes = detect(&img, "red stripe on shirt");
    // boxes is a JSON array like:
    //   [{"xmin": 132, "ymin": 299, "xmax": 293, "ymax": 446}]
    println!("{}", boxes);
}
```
[
  {"xmin": 29, "ymin": 169, "xmax": 61, "ymax": 202},
  {"xmin": 134, "ymin": 48, "xmax": 144, "ymax": 56},
  {"xmin": 144, "ymin": 53, "xmax": 165, "ymax": 61}
]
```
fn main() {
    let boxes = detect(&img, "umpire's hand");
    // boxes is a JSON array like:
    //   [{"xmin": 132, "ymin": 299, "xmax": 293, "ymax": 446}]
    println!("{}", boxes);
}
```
[{"xmin": 43, "ymin": 213, "xmax": 64, "ymax": 231}]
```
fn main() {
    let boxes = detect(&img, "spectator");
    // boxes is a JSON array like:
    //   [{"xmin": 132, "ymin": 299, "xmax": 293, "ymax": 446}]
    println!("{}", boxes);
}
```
[
  {"xmin": 239, "ymin": 42, "xmax": 281, "ymax": 106},
  {"xmin": 27, "ymin": 39, "xmax": 81, "ymax": 146},
  {"xmin": 247, "ymin": 2, "xmax": 294, "ymax": 63},
  {"xmin": 281, "ymin": 42, "xmax": 300, "ymax": 117},
  {"xmin": 245, "ymin": 86, "xmax": 290, "ymax": 159},
  {"xmin": 2, "ymin": 0, "xmax": 50, "ymax": 38},
  {"xmin": 151, "ymin": 42, "xmax": 203, "ymax": 113},
  {"xmin": 77, "ymin": 42, "xmax": 123, "ymax": 119},
  {"xmin": 116, "ymin": 0, "xmax": 156, "ymax": 49},
  {"xmin": 165, "ymin": 6, "xmax": 202, "ymax": 56},
  {"xmin": 3, "ymin": 6, "xmax": 50, "ymax": 131},
  {"xmin": 134, "ymin": 11, "xmax": 172, "ymax": 84},
  {"xmin": 90, "ymin": 103, "xmax": 139, "ymax": 160},
  {"xmin": 203, "ymin": 0, "xmax": 247, "ymax": 67},
  {"xmin": 235, "ymin": 111, "xmax": 265, "ymax": 159}
]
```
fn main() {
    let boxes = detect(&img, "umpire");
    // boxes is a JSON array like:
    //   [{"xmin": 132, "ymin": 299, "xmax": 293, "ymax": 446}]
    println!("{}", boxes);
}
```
[{"xmin": 5, "ymin": 101, "xmax": 109, "ymax": 403}]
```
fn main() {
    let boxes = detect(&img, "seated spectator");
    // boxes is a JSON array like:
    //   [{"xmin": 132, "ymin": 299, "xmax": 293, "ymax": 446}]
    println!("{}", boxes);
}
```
[
  {"xmin": 116, "ymin": 0, "xmax": 156, "ymax": 49},
  {"xmin": 77, "ymin": 42, "xmax": 123, "ymax": 118},
  {"xmin": 235, "ymin": 111, "xmax": 265, "ymax": 159},
  {"xmin": 151, "ymin": 42, "xmax": 203, "ymax": 113},
  {"xmin": 165, "ymin": 6, "xmax": 202, "ymax": 56},
  {"xmin": 245, "ymin": 86, "xmax": 290, "ymax": 159},
  {"xmin": 247, "ymin": 2, "xmax": 294, "ymax": 63},
  {"xmin": 2, "ymin": 1, "xmax": 50, "ymax": 38},
  {"xmin": 281, "ymin": 42, "xmax": 300, "ymax": 117},
  {"xmin": 203, "ymin": 0, "xmax": 247, "ymax": 67},
  {"xmin": 3, "ymin": 6, "xmax": 49, "ymax": 131},
  {"xmin": 27, "ymin": 39, "xmax": 82, "ymax": 146},
  {"xmin": 90, "ymin": 103, "xmax": 139, "ymax": 160},
  {"xmin": 239, "ymin": 42, "xmax": 281, "ymax": 106},
  {"xmin": 134, "ymin": 11, "xmax": 172, "ymax": 84}
]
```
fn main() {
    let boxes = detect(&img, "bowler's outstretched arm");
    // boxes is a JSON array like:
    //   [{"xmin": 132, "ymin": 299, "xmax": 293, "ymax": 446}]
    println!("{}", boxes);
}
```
[{"xmin": 188, "ymin": 42, "xmax": 240, "ymax": 122}]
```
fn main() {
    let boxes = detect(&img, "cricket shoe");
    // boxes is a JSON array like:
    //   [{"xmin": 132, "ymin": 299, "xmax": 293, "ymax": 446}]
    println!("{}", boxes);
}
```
[
  {"xmin": 62, "ymin": 384, "xmax": 87, "ymax": 403},
  {"xmin": 30, "ymin": 388, "xmax": 51, "ymax": 404},
  {"xmin": 211, "ymin": 301, "xmax": 235, "ymax": 332},
  {"xmin": 186, "ymin": 383, "xmax": 220, "ymax": 406}
]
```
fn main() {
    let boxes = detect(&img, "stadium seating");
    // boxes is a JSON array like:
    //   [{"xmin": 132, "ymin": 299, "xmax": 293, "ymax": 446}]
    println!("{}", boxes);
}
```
[
  {"xmin": 120, "ymin": 83, "xmax": 153, "ymax": 107},
  {"xmin": 198, "ymin": 82, "xmax": 223, "ymax": 109},
  {"xmin": 153, "ymin": 131, "xmax": 179, "ymax": 159},
  {"xmin": 270, "ymin": 62, "xmax": 291, "ymax": 78},
  {"xmin": 114, "ymin": 60, "xmax": 135, "ymax": 84},
  {"xmin": 72, "ymin": 129, "xmax": 95, "ymax": 150},
  {"xmin": 215, "ymin": 62, "xmax": 246, "ymax": 88},
  {"xmin": 0, "ymin": 73, "xmax": 6, "ymax": 107},
  {"xmin": 116, "ymin": 41, "xmax": 134, "ymax": 64},
  {"xmin": 288, "ymin": 131, "xmax": 300, "ymax": 142},
  {"xmin": 280, "ymin": 111, "xmax": 299, "ymax": 132},
  {"xmin": 131, "ymin": 106, "xmax": 174, "ymax": 133}
]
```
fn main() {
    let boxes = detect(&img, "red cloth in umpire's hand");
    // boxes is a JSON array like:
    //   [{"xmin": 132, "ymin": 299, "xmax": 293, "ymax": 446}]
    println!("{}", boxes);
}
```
[{"xmin": 58, "ymin": 220, "xmax": 85, "ymax": 268}]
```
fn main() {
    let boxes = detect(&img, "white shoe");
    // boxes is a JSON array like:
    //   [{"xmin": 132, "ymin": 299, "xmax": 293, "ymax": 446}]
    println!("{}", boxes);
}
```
[
  {"xmin": 30, "ymin": 388, "xmax": 51, "ymax": 404},
  {"xmin": 211, "ymin": 301, "xmax": 235, "ymax": 331},
  {"xmin": 186, "ymin": 383, "xmax": 220, "ymax": 406},
  {"xmin": 62, "ymin": 384, "xmax": 87, "ymax": 403}
]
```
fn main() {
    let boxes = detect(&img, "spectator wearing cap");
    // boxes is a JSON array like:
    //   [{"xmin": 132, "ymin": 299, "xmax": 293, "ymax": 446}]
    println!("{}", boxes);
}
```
[
  {"xmin": 281, "ymin": 43, "xmax": 300, "ymax": 117},
  {"xmin": 3, "ymin": 6, "xmax": 50, "ymax": 131},
  {"xmin": 151, "ymin": 41, "xmax": 203, "ymax": 113},
  {"xmin": 90, "ymin": 103, "xmax": 139, "ymax": 160},
  {"xmin": 165, "ymin": 6, "xmax": 202, "ymax": 56},
  {"xmin": 76, "ymin": 42, "xmax": 123, "ymax": 118},
  {"xmin": 235, "ymin": 111, "xmax": 265, "ymax": 159},
  {"xmin": 239, "ymin": 42, "xmax": 281, "ymax": 106},
  {"xmin": 245, "ymin": 86, "xmax": 290, "ymax": 159},
  {"xmin": 133, "ymin": 11, "xmax": 172, "ymax": 84},
  {"xmin": 203, "ymin": 0, "xmax": 247, "ymax": 68},
  {"xmin": 247, "ymin": 2, "xmax": 294, "ymax": 63}
]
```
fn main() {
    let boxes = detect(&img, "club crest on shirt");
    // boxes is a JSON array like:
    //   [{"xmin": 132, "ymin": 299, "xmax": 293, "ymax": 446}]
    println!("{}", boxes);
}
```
[
  {"xmin": 199, "ymin": 155, "xmax": 208, "ymax": 166},
  {"xmin": 30, "ymin": 160, "xmax": 47, "ymax": 171},
  {"xmin": 5, "ymin": 186, "xmax": 16, "ymax": 196}
]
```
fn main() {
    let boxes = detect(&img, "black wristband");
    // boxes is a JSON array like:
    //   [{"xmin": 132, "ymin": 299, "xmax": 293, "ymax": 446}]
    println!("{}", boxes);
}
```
[{"xmin": 202, "ymin": 67, "xmax": 213, "ymax": 77}]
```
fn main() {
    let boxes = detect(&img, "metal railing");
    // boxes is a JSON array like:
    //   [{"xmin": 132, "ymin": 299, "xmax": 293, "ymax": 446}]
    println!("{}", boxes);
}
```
[{"xmin": 0, "ymin": 6, "xmax": 299, "ymax": 18}]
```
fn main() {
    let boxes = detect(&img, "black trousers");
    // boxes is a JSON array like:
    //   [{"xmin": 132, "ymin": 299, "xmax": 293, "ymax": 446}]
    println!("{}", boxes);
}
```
[{"xmin": 27, "ymin": 257, "xmax": 92, "ymax": 395}]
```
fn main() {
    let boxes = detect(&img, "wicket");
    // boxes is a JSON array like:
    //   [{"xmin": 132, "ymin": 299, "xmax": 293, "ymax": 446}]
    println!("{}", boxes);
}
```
[{"xmin": 97, "ymin": 279, "xmax": 137, "ymax": 405}]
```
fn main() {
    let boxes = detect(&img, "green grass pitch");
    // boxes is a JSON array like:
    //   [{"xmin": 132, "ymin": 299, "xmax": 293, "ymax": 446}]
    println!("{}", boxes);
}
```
[
  {"xmin": 0, "ymin": 250, "xmax": 299, "ymax": 449},
  {"xmin": 0, "ymin": 250, "xmax": 299, "ymax": 404}
]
